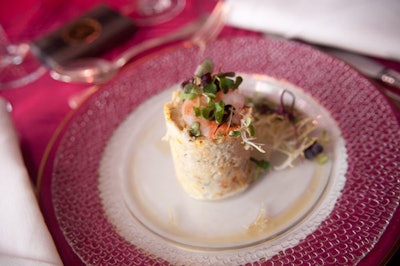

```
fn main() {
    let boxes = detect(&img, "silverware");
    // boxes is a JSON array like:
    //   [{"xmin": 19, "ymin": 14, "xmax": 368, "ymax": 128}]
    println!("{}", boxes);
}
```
[{"xmin": 322, "ymin": 48, "xmax": 400, "ymax": 91}]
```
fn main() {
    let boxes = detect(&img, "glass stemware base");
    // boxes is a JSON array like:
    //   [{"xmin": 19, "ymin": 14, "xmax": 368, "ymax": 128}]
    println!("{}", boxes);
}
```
[
  {"xmin": 0, "ymin": 46, "xmax": 46, "ymax": 89},
  {"xmin": 122, "ymin": 0, "xmax": 186, "ymax": 26},
  {"xmin": 0, "ymin": 26, "xmax": 45, "ymax": 89}
]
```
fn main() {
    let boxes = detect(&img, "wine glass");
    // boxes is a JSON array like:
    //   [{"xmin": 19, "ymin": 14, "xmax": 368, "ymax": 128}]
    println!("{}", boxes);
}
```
[
  {"xmin": 121, "ymin": 0, "xmax": 186, "ymax": 26},
  {"xmin": 0, "ymin": 25, "xmax": 46, "ymax": 90}
]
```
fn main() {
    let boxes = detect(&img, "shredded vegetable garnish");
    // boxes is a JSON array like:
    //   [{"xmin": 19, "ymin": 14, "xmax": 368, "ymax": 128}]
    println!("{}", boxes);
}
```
[
  {"xmin": 250, "ymin": 90, "xmax": 328, "ymax": 170},
  {"xmin": 233, "ymin": 117, "xmax": 265, "ymax": 153},
  {"xmin": 180, "ymin": 59, "xmax": 327, "ymax": 171}
]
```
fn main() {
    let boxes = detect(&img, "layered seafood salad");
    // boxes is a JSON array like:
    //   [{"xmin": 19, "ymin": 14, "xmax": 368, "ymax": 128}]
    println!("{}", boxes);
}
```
[{"xmin": 164, "ymin": 59, "xmax": 327, "ymax": 200}]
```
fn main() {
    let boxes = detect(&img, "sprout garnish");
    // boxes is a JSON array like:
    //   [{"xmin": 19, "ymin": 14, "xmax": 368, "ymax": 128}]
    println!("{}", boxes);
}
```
[
  {"xmin": 251, "ymin": 90, "xmax": 329, "ymax": 170},
  {"xmin": 182, "ymin": 59, "xmax": 250, "ymax": 139}
]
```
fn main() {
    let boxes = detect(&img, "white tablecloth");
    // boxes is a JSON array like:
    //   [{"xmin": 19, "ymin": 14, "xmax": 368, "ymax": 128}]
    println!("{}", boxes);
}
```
[
  {"xmin": 226, "ymin": 0, "xmax": 400, "ymax": 61},
  {"xmin": 0, "ymin": 98, "xmax": 62, "ymax": 266}
]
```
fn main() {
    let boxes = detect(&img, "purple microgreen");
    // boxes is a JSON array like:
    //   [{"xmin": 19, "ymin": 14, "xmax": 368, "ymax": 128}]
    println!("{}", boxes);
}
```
[
  {"xmin": 222, "ymin": 104, "xmax": 234, "ymax": 124},
  {"xmin": 201, "ymin": 73, "xmax": 213, "ymax": 86},
  {"xmin": 276, "ymin": 89, "xmax": 296, "ymax": 122},
  {"xmin": 303, "ymin": 141, "xmax": 324, "ymax": 160},
  {"xmin": 181, "ymin": 77, "xmax": 194, "ymax": 88}
]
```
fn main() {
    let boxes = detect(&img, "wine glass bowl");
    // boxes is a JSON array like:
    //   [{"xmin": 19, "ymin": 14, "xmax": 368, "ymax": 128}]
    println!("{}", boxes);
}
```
[{"xmin": 0, "ymin": 26, "xmax": 45, "ymax": 89}]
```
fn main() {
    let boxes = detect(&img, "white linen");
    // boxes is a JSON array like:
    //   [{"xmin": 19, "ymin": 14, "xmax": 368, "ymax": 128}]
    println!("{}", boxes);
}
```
[
  {"xmin": 226, "ymin": 0, "xmax": 400, "ymax": 61},
  {"xmin": 0, "ymin": 97, "xmax": 62, "ymax": 266}
]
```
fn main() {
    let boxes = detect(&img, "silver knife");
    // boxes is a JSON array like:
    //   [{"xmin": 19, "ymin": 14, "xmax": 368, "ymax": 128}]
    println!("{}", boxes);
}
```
[{"xmin": 321, "ymin": 48, "xmax": 400, "ymax": 91}]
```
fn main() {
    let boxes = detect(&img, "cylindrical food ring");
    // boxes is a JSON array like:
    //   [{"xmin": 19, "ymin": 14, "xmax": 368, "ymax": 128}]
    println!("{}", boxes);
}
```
[{"xmin": 164, "ymin": 94, "xmax": 255, "ymax": 200}]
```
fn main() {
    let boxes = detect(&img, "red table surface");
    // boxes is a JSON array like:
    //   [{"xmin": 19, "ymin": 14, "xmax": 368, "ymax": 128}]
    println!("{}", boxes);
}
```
[{"xmin": 1, "ymin": 1, "xmax": 399, "ymax": 265}]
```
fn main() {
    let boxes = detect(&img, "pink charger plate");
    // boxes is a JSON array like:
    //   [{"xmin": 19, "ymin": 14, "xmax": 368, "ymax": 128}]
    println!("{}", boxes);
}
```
[{"xmin": 38, "ymin": 36, "xmax": 400, "ymax": 265}]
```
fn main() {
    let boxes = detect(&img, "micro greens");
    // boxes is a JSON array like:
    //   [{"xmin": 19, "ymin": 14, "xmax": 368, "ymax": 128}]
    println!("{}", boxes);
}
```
[
  {"xmin": 229, "ymin": 117, "xmax": 255, "ymax": 137},
  {"xmin": 237, "ymin": 118, "xmax": 265, "ymax": 153},
  {"xmin": 189, "ymin": 122, "xmax": 201, "ymax": 137},
  {"xmin": 194, "ymin": 59, "xmax": 214, "ymax": 77},
  {"xmin": 181, "ymin": 59, "xmax": 244, "ymax": 129},
  {"xmin": 180, "ymin": 59, "xmax": 243, "ymax": 108},
  {"xmin": 182, "ymin": 60, "xmax": 265, "ymax": 154}
]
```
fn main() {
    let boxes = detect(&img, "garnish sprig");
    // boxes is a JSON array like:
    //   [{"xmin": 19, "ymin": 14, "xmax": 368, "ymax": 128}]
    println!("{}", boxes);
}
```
[
  {"xmin": 230, "ymin": 117, "xmax": 265, "ymax": 153},
  {"xmin": 182, "ymin": 59, "xmax": 264, "ymax": 154},
  {"xmin": 180, "ymin": 59, "xmax": 243, "ymax": 125},
  {"xmin": 275, "ymin": 89, "xmax": 296, "ymax": 122},
  {"xmin": 180, "ymin": 59, "xmax": 243, "ymax": 103},
  {"xmin": 251, "ymin": 90, "xmax": 328, "ymax": 169}
]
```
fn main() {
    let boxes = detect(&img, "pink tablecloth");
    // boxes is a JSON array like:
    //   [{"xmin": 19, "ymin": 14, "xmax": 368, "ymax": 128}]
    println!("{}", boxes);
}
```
[{"xmin": 0, "ymin": 0, "xmax": 399, "ymax": 265}]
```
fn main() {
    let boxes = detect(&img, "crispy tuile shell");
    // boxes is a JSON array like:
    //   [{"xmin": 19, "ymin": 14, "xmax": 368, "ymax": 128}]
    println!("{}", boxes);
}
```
[{"xmin": 163, "ymin": 90, "xmax": 255, "ymax": 200}]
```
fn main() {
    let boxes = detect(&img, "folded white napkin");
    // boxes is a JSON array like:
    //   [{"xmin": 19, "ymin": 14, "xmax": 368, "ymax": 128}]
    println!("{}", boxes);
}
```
[
  {"xmin": 0, "ymin": 98, "xmax": 62, "ymax": 266},
  {"xmin": 226, "ymin": 0, "xmax": 400, "ymax": 61}
]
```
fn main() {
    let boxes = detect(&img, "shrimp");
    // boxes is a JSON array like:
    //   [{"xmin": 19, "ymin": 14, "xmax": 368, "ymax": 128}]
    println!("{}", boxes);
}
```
[
  {"xmin": 216, "ymin": 89, "xmax": 246, "ymax": 125},
  {"xmin": 181, "ymin": 96, "xmax": 215, "ymax": 137},
  {"xmin": 181, "ymin": 89, "xmax": 246, "ymax": 138}
]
